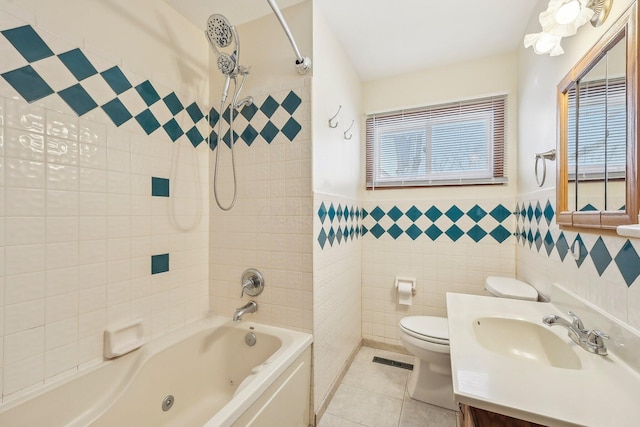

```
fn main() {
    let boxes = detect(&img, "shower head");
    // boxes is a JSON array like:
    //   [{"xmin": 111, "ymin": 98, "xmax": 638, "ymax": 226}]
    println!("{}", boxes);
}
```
[
  {"xmin": 205, "ymin": 13, "xmax": 240, "ymax": 77},
  {"xmin": 206, "ymin": 14, "xmax": 233, "ymax": 48},
  {"xmin": 217, "ymin": 53, "xmax": 236, "ymax": 75}
]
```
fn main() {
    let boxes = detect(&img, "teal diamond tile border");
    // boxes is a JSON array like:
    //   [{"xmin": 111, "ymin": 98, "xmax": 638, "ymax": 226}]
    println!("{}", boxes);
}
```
[
  {"xmin": 316, "ymin": 201, "xmax": 362, "ymax": 249},
  {"xmin": 359, "ymin": 202, "xmax": 515, "ymax": 244},
  {"xmin": 519, "ymin": 197, "xmax": 640, "ymax": 288},
  {"xmin": 0, "ymin": 23, "xmax": 208, "ymax": 147}
]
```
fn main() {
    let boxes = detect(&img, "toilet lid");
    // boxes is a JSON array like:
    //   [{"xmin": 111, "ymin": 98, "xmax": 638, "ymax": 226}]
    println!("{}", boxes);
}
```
[
  {"xmin": 400, "ymin": 316, "xmax": 449, "ymax": 344},
  {"xmin": 485, "ymin": 276, "xmax": 538, "ymax": 301}
]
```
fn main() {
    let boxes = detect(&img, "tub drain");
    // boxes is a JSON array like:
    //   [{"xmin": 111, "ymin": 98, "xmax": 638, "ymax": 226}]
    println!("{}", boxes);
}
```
[{"xmin": 162, "ymin": 395, "xmax": 175, "ymax": 411}]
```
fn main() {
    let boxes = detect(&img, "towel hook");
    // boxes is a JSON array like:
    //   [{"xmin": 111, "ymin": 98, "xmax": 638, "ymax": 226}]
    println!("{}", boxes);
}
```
[
  {"xmin": 534, "ymin": 149, "xmax": 556, "ymax": 187},
  {"xmin": 328, "ymin": 105, "xmax": 341, "ymax": 128},
  {"xmin": 344, "ymin": 120, "xmax": 354, "ymax": 140}
]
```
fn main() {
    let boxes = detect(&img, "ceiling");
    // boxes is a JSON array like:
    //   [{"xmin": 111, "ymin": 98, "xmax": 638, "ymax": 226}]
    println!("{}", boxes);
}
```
[{"xmin": 165, "ymin": 0, "xmax": 540, "ymax": 82}]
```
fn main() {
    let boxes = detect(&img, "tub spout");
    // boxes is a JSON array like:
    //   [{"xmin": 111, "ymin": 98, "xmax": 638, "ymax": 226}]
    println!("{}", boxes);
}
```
[{"xmin": 233, "ymin": 301, "xmax": 258, "ymax": 322}]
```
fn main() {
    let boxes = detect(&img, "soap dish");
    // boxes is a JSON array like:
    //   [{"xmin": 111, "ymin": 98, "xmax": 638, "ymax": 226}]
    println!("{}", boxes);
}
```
[{"xmin": 104, "ymin": 318, "xmax": 144, "ymax": 359}]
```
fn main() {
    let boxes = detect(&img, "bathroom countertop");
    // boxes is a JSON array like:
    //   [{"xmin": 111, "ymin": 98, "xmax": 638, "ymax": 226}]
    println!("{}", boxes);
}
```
[{"xmin": 446, "ymin": 292, "xmax": 640, "ymax": 427}]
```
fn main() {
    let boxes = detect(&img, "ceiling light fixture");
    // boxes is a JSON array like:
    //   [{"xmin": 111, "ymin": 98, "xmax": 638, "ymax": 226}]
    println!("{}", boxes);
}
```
[{"xmin": 524, "ymin": 0, "xmax": 613, "ymax": 56}]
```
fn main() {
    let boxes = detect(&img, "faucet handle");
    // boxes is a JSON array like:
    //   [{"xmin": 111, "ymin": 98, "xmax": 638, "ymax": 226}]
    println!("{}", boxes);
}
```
[
  {"xmin": 568, "ymin": 311, "xmax": 587, "ymax": 332},
  {"xmin": 587, "ymin": 329, "xmax": 609, "ymax": 355}
]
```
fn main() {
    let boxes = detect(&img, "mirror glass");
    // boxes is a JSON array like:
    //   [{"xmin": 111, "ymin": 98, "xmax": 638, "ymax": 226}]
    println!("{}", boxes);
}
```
[{"xmin": 557, "ymin": 5, "xmax": 638, "ymax": 230}]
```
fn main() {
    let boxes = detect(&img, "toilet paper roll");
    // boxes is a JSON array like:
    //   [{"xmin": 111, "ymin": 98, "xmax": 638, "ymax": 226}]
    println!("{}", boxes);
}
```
[{"xmin": 397, "ymin": 281, "xmax": 413, "ymax": 305}]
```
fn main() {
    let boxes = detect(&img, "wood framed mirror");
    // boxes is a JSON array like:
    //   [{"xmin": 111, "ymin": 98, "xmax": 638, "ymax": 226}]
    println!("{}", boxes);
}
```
[{"xmin": 557, "ymin": 3, "xmax": 639, "ymax": 230}]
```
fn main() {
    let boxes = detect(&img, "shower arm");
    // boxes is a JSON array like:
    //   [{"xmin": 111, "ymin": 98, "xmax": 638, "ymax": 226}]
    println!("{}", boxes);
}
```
[{"xmin": 265, "ymin": 0, "xmax": 312, "ymax": 74}]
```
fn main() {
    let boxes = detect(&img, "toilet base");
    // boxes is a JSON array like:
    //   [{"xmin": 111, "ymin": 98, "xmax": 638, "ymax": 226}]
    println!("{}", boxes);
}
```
[{"xmin": 407, "ymin": 357, "xmax": 458, "ymax": 411}]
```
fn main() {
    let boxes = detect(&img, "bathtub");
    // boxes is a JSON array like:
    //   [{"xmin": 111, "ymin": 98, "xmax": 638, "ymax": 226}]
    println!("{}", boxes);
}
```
[{"xmin": 0, "ymin": 316, "xmax": 313, "ymax": 427}]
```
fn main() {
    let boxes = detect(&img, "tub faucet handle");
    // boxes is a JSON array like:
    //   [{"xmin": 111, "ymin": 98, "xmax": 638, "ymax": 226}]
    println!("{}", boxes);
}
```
[{"xmin": 240, "ymin": 268, "xmax": 264, "ymax": 298}]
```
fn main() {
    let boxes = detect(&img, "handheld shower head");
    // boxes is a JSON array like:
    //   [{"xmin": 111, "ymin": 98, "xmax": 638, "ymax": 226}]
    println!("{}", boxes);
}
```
[{"xmin": 217, "ymin": 53, "xmax": 236, "ymax": 75}]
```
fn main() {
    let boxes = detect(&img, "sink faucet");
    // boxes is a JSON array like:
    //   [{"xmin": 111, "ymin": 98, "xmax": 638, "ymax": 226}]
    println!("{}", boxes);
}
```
[
  {"xmin": 542, "ymin": 311, "xmax": 608, "ymax": 355},
  {"xmin": 233, "ymin": 301, "xmax": 258, "ymax": 322}
]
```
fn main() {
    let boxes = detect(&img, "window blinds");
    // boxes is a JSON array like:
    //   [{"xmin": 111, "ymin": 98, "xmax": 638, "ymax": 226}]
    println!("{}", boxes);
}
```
[
  {"xmin": 567, "ymin": 77, "xmax": 626, "ymax": 180},
  {"xmin": 366, "ymin": 95, "xmax": 507, "ymax": 189}
]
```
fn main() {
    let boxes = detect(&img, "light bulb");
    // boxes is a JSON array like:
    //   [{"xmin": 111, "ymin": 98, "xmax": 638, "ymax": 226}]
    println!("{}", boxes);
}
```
[
  {"xmin": 535, "ymin": 33, "xmax": 559, "ymax": 54},
  {"xmin": 555, "ymin": 0, "xmax": 581, "ymax": 25}
]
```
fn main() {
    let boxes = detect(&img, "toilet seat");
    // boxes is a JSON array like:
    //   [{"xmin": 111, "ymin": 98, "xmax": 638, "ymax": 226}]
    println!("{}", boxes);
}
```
[{"xmin": 399, "ymin": 316, "xmax": 449, "ymax": 345}]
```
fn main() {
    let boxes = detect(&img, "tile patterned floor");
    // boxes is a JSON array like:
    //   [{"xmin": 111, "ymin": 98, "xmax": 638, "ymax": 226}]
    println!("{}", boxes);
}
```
[{"xmin": 317, "ymin": 346, "xmax": 458, "ymax": 427}]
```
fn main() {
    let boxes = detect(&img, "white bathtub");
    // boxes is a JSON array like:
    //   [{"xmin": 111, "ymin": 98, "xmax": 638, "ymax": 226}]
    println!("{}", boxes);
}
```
[{"xmin": 0, "ymin": 316, "xmax": 313, "ymax": 427}]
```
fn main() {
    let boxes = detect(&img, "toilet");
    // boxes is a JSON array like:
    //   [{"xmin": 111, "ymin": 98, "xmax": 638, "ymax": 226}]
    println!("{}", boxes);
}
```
[{"xmin": 398, "ymin": 276, "xmax": 538, "ymax": 411}]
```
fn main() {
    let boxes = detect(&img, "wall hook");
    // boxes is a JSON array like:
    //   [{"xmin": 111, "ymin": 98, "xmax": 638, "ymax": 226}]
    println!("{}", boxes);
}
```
[
  {"xmin": 344, "ymin": 120, "xmax": 354, "ymax": 140},
  {"xmin": 328, "ymin": 105, "xmax": 341, "ymax": 128}
]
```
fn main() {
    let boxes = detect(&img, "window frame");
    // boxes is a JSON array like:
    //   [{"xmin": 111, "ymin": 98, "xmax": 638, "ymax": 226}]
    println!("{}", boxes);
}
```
[{"xmin": 365, "ymin": 95, "xmax": 507, "ymax": 190}]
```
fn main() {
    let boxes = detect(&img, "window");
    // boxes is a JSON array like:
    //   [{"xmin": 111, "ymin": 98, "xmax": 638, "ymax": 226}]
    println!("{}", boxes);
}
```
[
  {"xmin": 567, "ymin": 77, "xmax": 626, "ymax": 181},
  {"xmin": 365, "ymin": 95, "xmax": 507, "ymax": 189}
]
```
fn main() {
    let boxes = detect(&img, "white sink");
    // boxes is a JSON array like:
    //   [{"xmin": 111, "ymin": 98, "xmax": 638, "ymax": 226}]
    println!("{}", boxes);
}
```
[
  {"xmin": 472, "ymin": 316, "xmax": 581, "ymax": 370},
  {"xmin": 447, "ymin": 292, "xmax": 640, "ymax": 427}
]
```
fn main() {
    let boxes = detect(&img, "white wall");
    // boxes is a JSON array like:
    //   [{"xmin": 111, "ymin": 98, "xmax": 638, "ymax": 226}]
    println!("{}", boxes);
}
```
[
  {"xmin": 208, "ymin": 1, "xmax": 313, "ymax": 331},
  {"xmin": 359, "ymin": 54, "xmax": 519, "ymax": 346},
  {"xmin": 0, "ymin": 0, "xmax": 210, "ymax": 400},
  {"xmin": 7, "ymin": 0, "xmax": 209, "ymax": 104},
  {"xmin": 311, "ymin": 4, "xmax": 362, "ymax": 413},
  {"xmin": 517, "ymin": 0, "xmax": 640, "ymax": 329}
]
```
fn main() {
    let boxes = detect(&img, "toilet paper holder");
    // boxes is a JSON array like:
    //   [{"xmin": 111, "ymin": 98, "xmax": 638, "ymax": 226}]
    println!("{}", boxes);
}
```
[{"xmin": 394, "ymin": 277, "xmax": 416, "ymax": 296}]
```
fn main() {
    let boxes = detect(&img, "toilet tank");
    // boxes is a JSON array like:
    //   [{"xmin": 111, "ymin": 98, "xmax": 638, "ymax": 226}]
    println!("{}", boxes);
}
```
[{"xmin": 484, "ymin": 276, "xmax": 538, "ymax": 301}]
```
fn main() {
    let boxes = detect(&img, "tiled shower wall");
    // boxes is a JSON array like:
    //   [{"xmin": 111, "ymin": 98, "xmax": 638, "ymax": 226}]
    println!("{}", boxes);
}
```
[
  {"xmin": 360, "ymin": 197, "xmax": 517, "ymax": 346},
  {"xmin": 517, "ymin": 189, "xmax": 640, "ymax": 330},
  {"xmin": 313, "ymin": 193, "xmax": 361, "ymax": 410},
  {"xmin": 0, "ymin": 13, "xmax": 210, "ymax": 400},
  {"xmin": 208, "ymin": 79, "xmax": 313, "ymax": 333}
]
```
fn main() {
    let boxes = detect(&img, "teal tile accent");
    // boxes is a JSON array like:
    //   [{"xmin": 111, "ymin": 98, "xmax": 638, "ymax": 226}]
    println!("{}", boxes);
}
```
[
  {"xmin": 102, "ymin": 98, "xmax": 132, "ymax": 126},
  {"xmin": 281, "ymin": 91, "xmax": 301, "ymax": 114},
  {"xmin": 135, "ymin": 109, "xmax": 161, "ymax": 135},
  {"xmin": 544, "ymin": 231, "xmax": 554, "ymax": 255},
  {"xmin": 370, "ymin": 207, "xmax": 385, "ymax": 222},
  {"xmin": 58, "ymin": 48, "xmax": 97, "ymax": 81},
  {"xmin": 240, "ymin": 103, "xmax": 258, "ymax": 121},
  {"xmin": 260, "ymin": 95, "xmax": 279, "ymax": 118},
  {"xmin": 445, "ymin": 206, "xmax": 464, "ymax": 222},
  {"xmin": 406, "ymin": 224, "xmax": 422, "ymax": 240},
  {"xmin": 151, "ymin": 254, "xmax": 169, "ymax": 274},
  {"xmin": 543, "ymin": 200, "xmax": 555, "ymax": 224},
  {"xmin": 556, "ymin": 232, "xmax": 569, "ymax": 261},
  {"xmin": 318, "ymin": 202, "xmax": 327, "ymax": 224},
  {"xmin": 445, "ymin": 225, "xmax": 464, "ymax": 241},
  {"xmin": 186, "ymin": 126, "xmax": 204, "ymax": 148},
  {"xmin": 281, "ymin": 117, "xmax": 301, "ymax": 141},
  {"xmin": 426, "ymin": 224, "xmax": 443, "ymax": 240},
  {"xmin": 163, "ymin": 92, "xmax": 184, "ymax": 115},
  {"xmin": 2, "ymin": 65, "xmax": 54, "ymax": 102},
  {"xmin": 317, "ymin": 229, "xmax": 327, "ymax": 249},
  {"xmin": 163, "ymin": 118, "xmax": 184, "ymax": 142},
  {"xmin": 260, "ymin": 121, "xmax": 278, "ymax": 144},
  {"xmin": 467, "ymin": 225, "xmax": 487, "ymax": 242},
  {"xmin": 425, "ymin": 206, "xmax": 443, "ymax": 222},
  {"xmin": 241, "ymin": 124, "xmax": 259, "ymax": 146},
  {"xmin": 2, "ymin": 25, "xmax": 54, "ymax": 62},
  {"xmin": 406, "ymin": 206, "xmax": 423, "ymax": 222},
  {"xmin": 467, "ymin": 205, "xmax": 487, "ymax": 222},
  {"xmin": 58, "ymin": 84, "xmax": 98, "ymax": 116},
  {"xmin": 388, "ymin": 224, "xmax": 403, "ymax": 239},
  {"xmin": 136, "ymin": 80, "xmax": 161, "ymax": 106},
  {"xmin": 590, "ymin": 237, "xmax": 612, "ymax": 276},
  {"xmin": 490, "ymin": 204, "xmax": 511, "ymax": 222},
  {"xmin": 370, "ymin": 224, "xmax": 385, "ymax": 238},
  {"xmin": 186, "ymin": 102, "xmax": 204, "ymax": 122},
  {"xmin": 387, "ymin": 206, "xmax": 403, "ymax": 222},
  {"xmin": 101, "ymin": 66, "xmax": 132, "ymax": 94},
  {"xmin": 615, "ymin": 241, "xmax": 640, "ymax": 286},
  {"xmin": 0, "ymin": 23, "xmax": 208, "ymax": 147},
  {"xmin": 151, "ymin": 177, "xmax": 170, "ymax": 197}
]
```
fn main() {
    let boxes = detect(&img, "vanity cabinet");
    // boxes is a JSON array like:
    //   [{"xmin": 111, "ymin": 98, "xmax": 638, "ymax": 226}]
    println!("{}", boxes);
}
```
[{"xmin": 457, "ymin": 404, "xmax": 546, "ymax": 427}]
